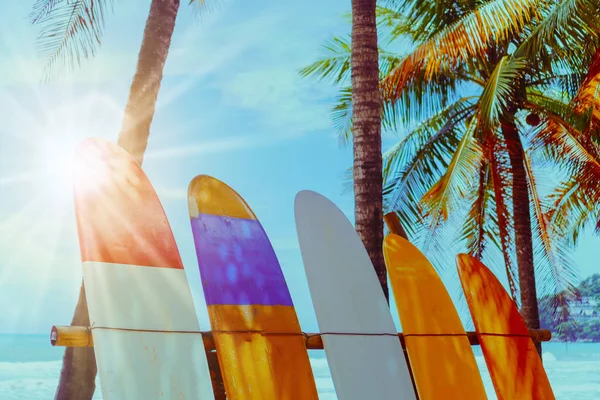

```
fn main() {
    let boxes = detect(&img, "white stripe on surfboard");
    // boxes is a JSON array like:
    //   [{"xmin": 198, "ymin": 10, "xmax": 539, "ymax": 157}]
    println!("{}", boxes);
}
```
[
  {"xmin": 83, "ymin": 261, "xmax": 214, "ymax": 399},
  {"xmin": 93, "ymin": 329, "xmax": 213, "ymax": 398},
  {"xmin": 295, "ymin": 190, "xmax": 416, "ymax": 400},
  {"xmin": 83, "ymin": 261, "xmax": 199, "ymax": 331}
]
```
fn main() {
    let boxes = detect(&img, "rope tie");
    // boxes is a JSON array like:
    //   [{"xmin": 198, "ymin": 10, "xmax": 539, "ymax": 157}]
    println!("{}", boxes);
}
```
[{"xmin": 89, "ymin": 326, "xmax": 537, "ymax": 340}]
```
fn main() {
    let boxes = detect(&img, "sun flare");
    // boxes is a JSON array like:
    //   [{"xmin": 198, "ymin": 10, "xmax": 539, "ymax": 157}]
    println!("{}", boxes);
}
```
[
  {"xmin": 14, "ymin": 93, "xmax": 125, "ymax": 209},
  {"xmin": 0, "ymin": 90, "xmax": 124, "ymax": 308}
]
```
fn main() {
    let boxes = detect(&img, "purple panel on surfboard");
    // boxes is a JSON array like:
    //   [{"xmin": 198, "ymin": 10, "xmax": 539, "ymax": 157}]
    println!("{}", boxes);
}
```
[{"xmin": 191, "ymin": 213, "xmax": 294, "ymax": 307}]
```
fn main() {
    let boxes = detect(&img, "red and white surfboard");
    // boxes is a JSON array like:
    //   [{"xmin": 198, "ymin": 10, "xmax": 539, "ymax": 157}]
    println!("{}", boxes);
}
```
[{"xmin": 72, "ymin": 138, "xmax": 214, "ymax": 399}]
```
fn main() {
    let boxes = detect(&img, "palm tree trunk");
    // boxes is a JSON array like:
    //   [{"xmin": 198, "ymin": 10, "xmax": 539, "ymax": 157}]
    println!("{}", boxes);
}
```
[
  {"xmin": 53, "ymin": 285, "xmax": 96, "ymax": 400},
  {"xmin": 351, "ymin": 0, "xmax": 386, "ymax": 300},
  {"xmin": 55, "ymin": 1, "xmax": 180, "ymax": 398},
  {"xmin": 118, "ymin": 0, "xmax": 180, "ymax": 164},
  {"xmin": 502, "ymin": 118, "xmax": 542, "ymax": 357}
]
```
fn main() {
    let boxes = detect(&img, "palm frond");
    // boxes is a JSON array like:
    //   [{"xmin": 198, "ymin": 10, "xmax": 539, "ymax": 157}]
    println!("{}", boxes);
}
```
[
  {"xmin": 414, "ymin": 120, "xmax": 483, "ymax": 267},
  {"xmin": 299, "ymin": 35, "xmax": 402, "ymax": 86},
  {"xmin": 529, "ymin": 72, "xmax": 585, "ymax": 99},
  {"xmin": 384, "ymin": 97, "xmax": 478, "ymax": 211},
  {"xmin": 478, "ymin": 56, "xmax": 527, "ymax": 131},
  {"xmin": 32, "ymin": 0, "xmax": 115, "ymax": 79},
  {"xmin": 379, "ymin": 51, "xmax": 404, "ymax": 79},
  {"xmin": 30, "ymin": 0, "xmax": 62, "ymax": 23},
  {"xmin": 331, "ymin": 87, "xmax": 353, "ymax": 143},
  {"xmin": 188, "ymin": 0, "xmax": 221, "ymax": 17},
  {"xmin": 461, "ymin": 157, "xmax": 495, "ymax": 258},
  {"xmin": 382, "ymin": 66, "xmax": 470, "ymax": 131},
  {"xmin": 526, "ymin": 90, "xmax": 589, "ymax": 133},
  {"xmin": 332, "ymin": 71, "xmax": 465, "ymax": 143},
  {"xmin": 330, "ymin": 86, "xmax": 408, "ymax": 143},
  {"xmin": 299, "ymin": 36, "xmax": 352, "ymax": 85},
  {"xmin": 528, "ymin": 108, "xmax": 599, "ymax": 170},
  {"xmin": 376, "ymin": 5, "xmax": 410, "ymax": 44},
  {"xmin": 381, "ymin": 0, "xmax": 541, "ymax": 100},
  {"xmin": 523, "ymin": 150, "xmax": 578, "ymax": 298},
  {"xmin": 549, "ymin": 172, "xmax": 600, "ymax": 245},
  {"xmin": 514, "ymin": 0, "xmax": 600, "ymax": 71},
  {"xmin": 383, "ymin": 131, "xmax": 474, "ymax": 240},
  {"xmin": 421, "ymin": 119, "xmax": 482, "ymax": 226},
  {"xmin": 488, "ymin": 134, "xmax": 519, "ymax": 300},
  {"xmin": 573, "ymin": 45, "xmax": 600, "ymax": 113},
  {"xmin": 530, "ymin": 115, "xmax": 600, "ymax": 244},
  {"xmin": 389, "ymin": 0, "xmax": 489, "ymax": 39}
]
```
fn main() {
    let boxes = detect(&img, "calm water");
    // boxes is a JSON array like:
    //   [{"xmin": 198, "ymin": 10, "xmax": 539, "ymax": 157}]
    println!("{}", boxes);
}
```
[{"xmin": 0, "ymin": 335, "xmax": 598, "ymax": 399}]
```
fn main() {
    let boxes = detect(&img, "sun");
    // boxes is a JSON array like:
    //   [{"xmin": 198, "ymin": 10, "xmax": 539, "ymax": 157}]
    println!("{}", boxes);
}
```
[
  {"xmin": 26, "ymin": 93, "xmax": 124, "ymax": 208},
  {"xmin": 0, "ymin": 90, "xmax": 125, "ymax": 328},
  {"xmin": 37, "ymin": 137, "xmax": 79, "ymax": 206}
]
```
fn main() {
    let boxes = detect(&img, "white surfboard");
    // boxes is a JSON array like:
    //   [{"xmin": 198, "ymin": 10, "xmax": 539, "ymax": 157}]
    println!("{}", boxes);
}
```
[
  {"xmin": 73, "ymin": 138, "xmax": 214, "ymax": 399},
  {"xmin": 294, "ymin": 190, "xmax": 416, "ymax": 400}
]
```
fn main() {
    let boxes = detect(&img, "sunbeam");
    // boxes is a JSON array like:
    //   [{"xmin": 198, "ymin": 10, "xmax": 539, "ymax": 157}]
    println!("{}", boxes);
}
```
[{"xmin": 0, "ymin": 84, "xmax": 125, "ymax": 333}]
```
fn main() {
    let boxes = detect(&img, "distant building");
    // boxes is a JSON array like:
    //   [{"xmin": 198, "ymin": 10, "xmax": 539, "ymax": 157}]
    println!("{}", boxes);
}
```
[{"xmin": 570, "ymin": 296, "xmax": 599, "ymax": 322}]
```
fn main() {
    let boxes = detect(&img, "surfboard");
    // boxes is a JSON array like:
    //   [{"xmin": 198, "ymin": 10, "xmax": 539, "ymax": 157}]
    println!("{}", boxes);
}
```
[
  {"xmin": 294, "ymin": 190, "xmax": 416, "ymax": 400},
  {"xmin": 188, "ymin": 175, "xmax": 318, "ymax": 400},
  {"xmin": 382, "ymin": 234, "xmax": 487, "ymax": 399},
  {"xmin": 456, "ymin": 254, "xmax": 555, "ymax": 400},
  {"xmin": 72, "ymin": 138, "xmax": 214, "ymax": 399}
]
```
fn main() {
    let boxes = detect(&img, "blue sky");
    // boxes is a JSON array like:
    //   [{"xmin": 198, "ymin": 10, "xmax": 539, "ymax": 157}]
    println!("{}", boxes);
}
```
[{"xmin": 0, "ymin": 0, "xmax": 598, "ymax": 335}]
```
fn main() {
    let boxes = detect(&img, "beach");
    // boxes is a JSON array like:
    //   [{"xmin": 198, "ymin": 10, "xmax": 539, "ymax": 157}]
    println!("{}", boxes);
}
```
[{"xmin": 0, "ymin": 335, "xmax": 598, "ymax": 399}]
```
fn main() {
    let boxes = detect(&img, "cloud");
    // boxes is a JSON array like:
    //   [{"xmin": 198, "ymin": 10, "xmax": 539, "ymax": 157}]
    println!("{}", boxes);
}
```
[
  {"xmin": 1, "ymin": 0, "xmax": 279, "ymax": 87},
  {"xmin": 144, "ymin": 130, "xmax": 303, "ymax": 160},
  {"xmin": 165, "ymin": 8, "xmax": 284, "ymax": 78},
  {"xmin": 0, "ymin": 49, "xmax": 136, "ymax": 86},
  {"xmin": 153, "ymin": 8, "xmax": 289, "ymax": 111},
  {"xmin": 219, "ymin": 68, "xmax": 333, "ymax": 134},
  {"xmin": 164, "ymin": 4, "xmax": 339, "ymax": 138},
  {"xmin": 202, "ymin": 6, "xmax": 340, "ymax": 137}
]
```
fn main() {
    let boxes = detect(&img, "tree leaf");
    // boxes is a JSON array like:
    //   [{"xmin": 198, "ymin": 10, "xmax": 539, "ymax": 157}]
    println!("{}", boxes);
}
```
[{"xmin": 32, "ymin": 0, "xmax": 115, "ymax": 80}]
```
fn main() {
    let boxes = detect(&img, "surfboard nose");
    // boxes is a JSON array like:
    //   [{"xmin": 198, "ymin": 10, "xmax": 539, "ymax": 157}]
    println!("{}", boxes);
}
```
[
  {"xmin": 294, "ymin": 189, "xmax": 329, "ymax": 209},
  {"xmin": 73, "ymin": 138, "xmax": 182, "ymax": 269},
  {"xmin": 188, "ymin": 174, "xmax": 256, "ymax": 220}
]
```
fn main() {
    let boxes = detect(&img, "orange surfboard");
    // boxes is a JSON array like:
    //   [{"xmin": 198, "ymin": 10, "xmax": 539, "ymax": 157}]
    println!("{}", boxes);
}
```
[
  {"xmin": 456, "ymin": 254, "xmax": 555, "ymax": 400},
  {"xmin": 383, "ymin": 234, "xmax": 487, "ymax": 399}
]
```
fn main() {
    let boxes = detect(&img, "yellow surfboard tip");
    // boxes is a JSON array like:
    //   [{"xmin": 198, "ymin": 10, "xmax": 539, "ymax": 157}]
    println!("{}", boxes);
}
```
[{"xmin": 187, "ymin": 174, "xmax": 256, "ymax": 220}]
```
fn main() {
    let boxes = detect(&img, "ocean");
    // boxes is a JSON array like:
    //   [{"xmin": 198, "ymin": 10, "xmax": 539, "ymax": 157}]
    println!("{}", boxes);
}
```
[{"xmin": 0, "ymin": 335, "xmax": 598, "ymax": 399}]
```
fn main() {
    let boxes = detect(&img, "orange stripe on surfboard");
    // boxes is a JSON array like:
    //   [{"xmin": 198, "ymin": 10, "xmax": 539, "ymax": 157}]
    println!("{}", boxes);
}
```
[
  {"xmin": 383, "ymin": 234, "xmax": 487, "ymax": 399},
  {"xmin": 208, "ymin": 305, "xmax": 317, "ymax": 399},
  {"xmin": 73, "ymin": 138, "xmax": 182, "ymax": 269},
  {"xmin": 189, "ymin": 175, "xmax": 318, "ymax": 400},
  {"xmin": 457, "ymin": 254, "xmax": 555, "ymax": 400}
]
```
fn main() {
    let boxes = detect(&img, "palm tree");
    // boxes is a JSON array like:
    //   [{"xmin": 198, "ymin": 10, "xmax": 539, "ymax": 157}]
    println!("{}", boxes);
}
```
[
  {"xmin": 548, "ymin": 45, "xmax": 600, "ymax": 245},
  {"xmin": 350, "ymin": 0, "xmax": 388, "ymax": 300},
  {"xmin": 29, "ymin": 1, "xmax": 211, "ymax": 398},
  {"xmin": 303, "ymin": 1, "xmax": 600, "ymax": 355}
]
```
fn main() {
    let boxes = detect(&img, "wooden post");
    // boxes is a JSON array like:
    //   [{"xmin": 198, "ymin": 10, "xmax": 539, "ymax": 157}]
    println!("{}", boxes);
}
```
[
  {"xmin": 50, "ymin": 325, "xmax": 93, "ymax": 347},
  {"xmin": 383, "ymin": 212, "xmax": 408, "ymax": 239},
  {"xmin": 206, "ymin": 351, "xmax": 227, "ymax": 400},
  {"xmin": 50, "ymin": 324, "xmax": 551, "ymax": 400},
  {"xmin": 50, "ymin": 326, "xmax": 552, "ymax": 350}
]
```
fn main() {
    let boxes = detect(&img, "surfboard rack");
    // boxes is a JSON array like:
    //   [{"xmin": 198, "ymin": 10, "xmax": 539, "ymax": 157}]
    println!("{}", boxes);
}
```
[{"xmin": 50, "ymin": 325, "xmax": 552, "ymax": 349}]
